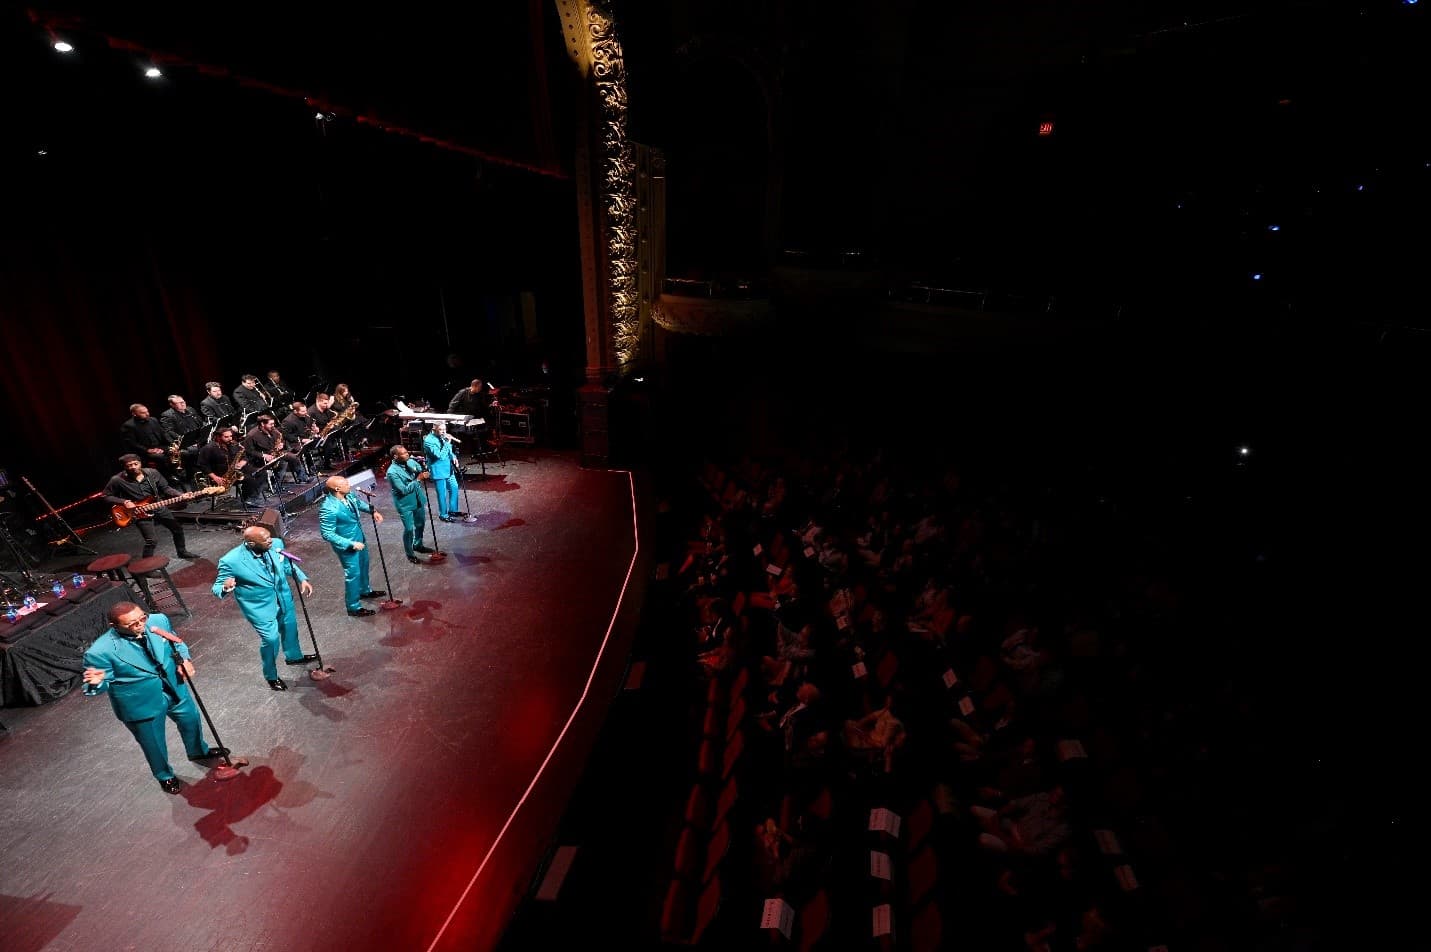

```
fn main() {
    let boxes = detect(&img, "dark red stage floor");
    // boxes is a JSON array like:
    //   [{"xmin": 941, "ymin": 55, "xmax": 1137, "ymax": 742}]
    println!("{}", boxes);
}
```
[{"xmin": 0, "ymin": 450, "xmax": 642, "ymax": 952}]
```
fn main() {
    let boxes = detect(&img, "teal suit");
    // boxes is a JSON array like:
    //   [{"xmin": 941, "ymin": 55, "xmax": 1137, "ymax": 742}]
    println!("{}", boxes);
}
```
[
  {"xmin": 388, "ymin": 458, "xmax": 427, "ymax": 558},
  {"xmin": 212, "ymin": 538, "xmax": 310, "ymax": 681},
  {"xmin": 82, "ymin": 613, "xmax": 214, "ymax": 781},
  {"xmin": 319, "ymin": 490, "xmax": 375, "ymax": 611},
  {"xmin": 423, "ymin": 431, "xmax": 460, "ymax": 517}
]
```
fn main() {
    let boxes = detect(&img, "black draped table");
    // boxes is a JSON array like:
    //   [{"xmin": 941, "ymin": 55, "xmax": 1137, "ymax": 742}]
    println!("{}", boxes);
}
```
[{"xmin": 0, "ymin": 580, "xmax": 130, "ymax": 707}]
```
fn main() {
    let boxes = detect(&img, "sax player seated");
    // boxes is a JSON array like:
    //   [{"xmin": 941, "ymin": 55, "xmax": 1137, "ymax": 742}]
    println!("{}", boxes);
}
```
[
  {"xmin": 198, "ymin": 427, "xmax": 262, "ymax": 509},
  {"xmin": 244, "ymin": 413, "xmax": 311, "ymax": 485}
]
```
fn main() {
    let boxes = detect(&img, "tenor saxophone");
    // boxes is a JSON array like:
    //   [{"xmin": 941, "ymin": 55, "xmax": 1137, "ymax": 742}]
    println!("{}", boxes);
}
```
[{"xmin": 220, "ymin": 446, "xmax": 246, "ymax": 489}]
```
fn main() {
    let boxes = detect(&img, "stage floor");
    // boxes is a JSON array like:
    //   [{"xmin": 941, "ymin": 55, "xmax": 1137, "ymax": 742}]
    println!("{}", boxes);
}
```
[{"xmin": 0, "ymin": 450, "xmax": 640, "ymax": 952}]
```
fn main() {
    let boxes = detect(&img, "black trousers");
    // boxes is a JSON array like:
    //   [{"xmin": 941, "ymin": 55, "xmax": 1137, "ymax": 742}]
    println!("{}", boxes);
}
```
[{"xmin": 133, "ymin": 509, "xmax": 187, "ymax": 557}]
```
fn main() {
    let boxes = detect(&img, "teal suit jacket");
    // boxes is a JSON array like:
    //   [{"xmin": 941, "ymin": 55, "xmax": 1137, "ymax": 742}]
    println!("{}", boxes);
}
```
[
  {"xmin": 423, "ymin": 432, "xmax": 455, "ymax": 478},
  {"xmin": 82, "ymin": 613, "xmax": 191, "ymax": 722},
  {"xmin": 388, "ymin": 459, "xmax": 426, "ymax": 513},
  {"xmin": 319, "ymin": 491, "xmax": 372, "ymax": 551},
  {"xmin": 212, "ymin": 537, "xmax": 308, "ymax": 622}
]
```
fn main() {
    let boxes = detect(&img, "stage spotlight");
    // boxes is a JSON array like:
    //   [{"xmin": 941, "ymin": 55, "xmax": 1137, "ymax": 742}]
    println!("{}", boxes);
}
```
[
  {"xmin": 1355, "ymin": 184, "xmax": 1365, "ymax": 192},
  {"xmin": 144, "ymin": 66, "xmax": 162, "ymax": 78},
  {"xmin": 314, "ymin": 112, "xmax": 324, "ymax": 120},
  {"xmin": 1239, "ymin": 446, "xmax": 1251, "ymax": 457},
  {"xmin": 1267, "ymin": 225, "xmax": 1280, "ymax": 232},
  {"xmin": 1251, "ymin": 273, "xmax": 1263, "ymax": 281},
  {"xmin": 53, "ymin": 40, "xmax": 74, "ymax": 53},
  {"xmin": 37, "ymin": 149, "xmax": 47, "ymax": 156}
]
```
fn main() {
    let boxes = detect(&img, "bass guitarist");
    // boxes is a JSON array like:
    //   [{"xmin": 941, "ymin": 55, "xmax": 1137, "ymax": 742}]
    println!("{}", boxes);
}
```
[{"xmin": 102, "ymin": 454, "xmax": 202, "ymax": 560}]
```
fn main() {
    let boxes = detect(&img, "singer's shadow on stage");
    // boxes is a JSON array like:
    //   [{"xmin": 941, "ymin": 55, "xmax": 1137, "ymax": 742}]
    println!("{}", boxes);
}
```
[
  {"xmin": 466, "ymin": 476, "xmax": 520, "ymax": 493},
  {"xmin": 465, "ymin": 509, "xmax": 522, "ymax": 531},
  {"xmin": 178, "ymin": 746, "xmax": 334, "ymax": 854},
  {"xmin": 379, "ymin": 600, "xmax": 464, "ymax": 647}
]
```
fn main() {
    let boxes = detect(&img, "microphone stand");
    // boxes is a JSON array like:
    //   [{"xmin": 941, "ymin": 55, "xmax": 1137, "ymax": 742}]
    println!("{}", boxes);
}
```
[
  {"xmin": 0, "ymin": 523, "xmax": 41, "ymax": 587},
  {"xmin": 457, "ymin": 457, "xmax": 480, "ymax": 525},
  {"xmin": 160, "ymin": 635, "xmax": 246, "ymax": 781},
  {"xmin": 420, "ymin": 473, "xmax": 447, "ymax": 563},
  {"xmin": 356, "ymin": 489, "xmax": 403, "ymax": 610},
  {"xmin": 22, "ymin": 476, "xmax": 98, "ymax": 556},
  {"xmin": 288, "ymin": 565, "xmax": 335, "ymax": 680}
]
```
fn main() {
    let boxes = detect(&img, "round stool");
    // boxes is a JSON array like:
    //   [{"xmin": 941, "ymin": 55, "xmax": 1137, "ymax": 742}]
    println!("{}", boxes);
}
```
[
  {"xmin": 86, "ymin": 553, "xmax": 132, "ymax": 583},
  {"xmin": 127, "ymin": 555, "xmax": 192, "ymax": 620}
]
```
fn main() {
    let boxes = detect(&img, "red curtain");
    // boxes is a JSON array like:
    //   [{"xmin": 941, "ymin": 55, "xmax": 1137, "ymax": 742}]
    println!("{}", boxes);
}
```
[{"xmin": 0, "ymin": 229, "xmax": 221, "ymax": 503}]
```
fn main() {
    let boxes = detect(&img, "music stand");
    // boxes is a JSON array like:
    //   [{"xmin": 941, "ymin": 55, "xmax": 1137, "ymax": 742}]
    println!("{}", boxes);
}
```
[{"xmin": 178, "ymin": 427, "xmax": 207, "ymax": 476}]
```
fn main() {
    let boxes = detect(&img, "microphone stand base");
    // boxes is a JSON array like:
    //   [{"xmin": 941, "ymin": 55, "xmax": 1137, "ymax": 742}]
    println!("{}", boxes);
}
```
[
  {"xmin": 379, "ymin": 599, "xmax": 403, "ymax": 611},
  {"xmin": 426, "ymin": 552, "xmax": 448, "ymax": 564},
  {"xmin": 308, "ymin": 667, "xmax": 333, "ymax": 681},
  {"xmin": 462, "ymin": 515, "xmax": 480, "ymax": 525},
  {"xmin": 211, "ymin": 755, "xmax": 248, "ymax": 781}
]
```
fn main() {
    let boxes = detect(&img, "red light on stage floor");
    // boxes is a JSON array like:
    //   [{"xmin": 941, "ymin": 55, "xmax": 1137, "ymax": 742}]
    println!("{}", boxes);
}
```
[{"xmin": 1038, "ymin": 120, "xmax": 1055, "ymax": 137}]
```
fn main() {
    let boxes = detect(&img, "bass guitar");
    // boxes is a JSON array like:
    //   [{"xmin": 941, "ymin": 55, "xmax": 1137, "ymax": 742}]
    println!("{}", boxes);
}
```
[{"xmin": 111, "ymin": 486, "xmax": 225, "ymax": 528}]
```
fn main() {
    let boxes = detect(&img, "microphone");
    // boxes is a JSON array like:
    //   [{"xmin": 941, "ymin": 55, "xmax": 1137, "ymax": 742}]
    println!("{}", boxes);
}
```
[
  {"xmin": 446, "ymin": 434, "xmax": 462, "ymax": 444},
  {"xmin": 149, "ymin": 625, "xmax": 185, "ymax": 644},
  {"xmin": 354, "ymin": 485, "xmax": 376, "ymax": 498},
  {"xmin": 277, "ymin": 548, "xmax": 303, "ymax": 564}
]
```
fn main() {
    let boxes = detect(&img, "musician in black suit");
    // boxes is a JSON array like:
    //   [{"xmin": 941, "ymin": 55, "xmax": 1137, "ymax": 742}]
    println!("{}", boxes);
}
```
[
  {"xmin": 244, "ymin": 414, "xmax": 310, "ymax": 486},
  {"xmin": 447, "ymin": 379, "xmax": 495, "ymax": 451},
  {"xmin": 198, "ymin": 427, "xmax": 260, "ymax": 509},
  {"xmin": 161, "ymin": 395, "xmax": 206, "ymax": 483},
  {"xmin": 200, "ymin": 382, "xmax": 238, "ymax": 423},
  {"xmin": 260, "ymin": 370, "xmax": 292, "ymax": 407},
  {"xmin": 281, "ymin": 401, "xmax": 322, "ymax": 472},
  {"xmin": 120, "ymin": 404, "xmax": 172, "ymax": 473},
  {"xmin": 232, "ymin": 374, "xmax": 269, "ymax": 418},
  {"xmin": 102, "ymin": 455, "xmax": 200, "ymax": 559}
]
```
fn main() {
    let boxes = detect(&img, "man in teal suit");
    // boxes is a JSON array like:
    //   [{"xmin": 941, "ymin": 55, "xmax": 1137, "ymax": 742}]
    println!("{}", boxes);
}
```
[
  {"xmin": 82, "ymin": 602, "xmax": 224, "ymax": 794},
  {"xmin": 213, "ymin": 524, "xmax": 314, "ymax": 691},
  {"xmin": 319, "ymin": 475, "xmax": 386, "ymax": 617},
  {"xmin": 422, "ymin": 422, "xmax": 464, "ymax": 521},
  {"xmin": 388, "ymin": 445, "xmax": 437, "ymax": 563}
]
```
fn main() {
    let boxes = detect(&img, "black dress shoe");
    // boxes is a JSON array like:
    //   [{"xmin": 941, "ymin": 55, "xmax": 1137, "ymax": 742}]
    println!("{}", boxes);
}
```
[
  {"xmin": 347, "ymin": 607, "xmax": 377, "ymax": 617},
  {"xmin": 159, "ymin": 778, "xmax": 183, "ymax": 795},
  {"xmin": 413, "ymin": 544, "xmax": 434, "ymax": 554},
  {"xmin": 450, "ymin": 512, "xmax": 468, "ymax": 518},
  {"xmin": 359, "ymin": 590, "xmax": 386, "ymax": 600},
  {"xmin": 176, "ymin": 551, "xmax": 203, "ymax": 560},
  {"xmin": 267, "ymin": 677, "xmax": 288, "ymax": 691},
  {"xmin": 284, "ymin": 654, "xmax": 319, "ymax": 665},
  {"xmin": 439, "ymin": 516, "xmax": 454, "ymax": 523},
  {"xmin": 189, "ymin": 746, "xmax": 230, "ymax": 761},
  {"xmin": 407, "ymin": 555, "xmax": 423, "ymax": 565}
]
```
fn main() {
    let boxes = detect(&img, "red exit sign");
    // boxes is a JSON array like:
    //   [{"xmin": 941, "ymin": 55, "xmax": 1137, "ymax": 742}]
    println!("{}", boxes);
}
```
[{"xmin": 1037, "ymin": 120, "xmax": 1055, "ymax": 137}]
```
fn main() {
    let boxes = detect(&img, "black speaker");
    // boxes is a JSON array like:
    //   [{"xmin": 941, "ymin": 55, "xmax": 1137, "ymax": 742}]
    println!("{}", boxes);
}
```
[{"xmin": 244, "ymin": 508, "xmax": 284, "ymax": 540}]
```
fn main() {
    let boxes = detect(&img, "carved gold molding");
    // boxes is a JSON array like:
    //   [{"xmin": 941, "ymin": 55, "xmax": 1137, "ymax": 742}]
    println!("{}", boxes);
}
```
[
  {"xmin": 555, "ymin": 0, "xmax": 638, "ymax": 374},
  {"xmin": 587, "ymin": 3, "xmax": 639, "ymax": 371}
]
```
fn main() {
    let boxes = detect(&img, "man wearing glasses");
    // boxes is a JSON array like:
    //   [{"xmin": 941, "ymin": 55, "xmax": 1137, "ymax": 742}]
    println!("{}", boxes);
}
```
[{"xmin": 81, "ymin": 602, "xmax": 225, "ymax": 794}]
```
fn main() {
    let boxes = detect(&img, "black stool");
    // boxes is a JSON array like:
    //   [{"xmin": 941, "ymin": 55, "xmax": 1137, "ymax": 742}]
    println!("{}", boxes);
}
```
[{"xmin": 127, "ymin": 555, "xmax": 192, "ymax": 620}]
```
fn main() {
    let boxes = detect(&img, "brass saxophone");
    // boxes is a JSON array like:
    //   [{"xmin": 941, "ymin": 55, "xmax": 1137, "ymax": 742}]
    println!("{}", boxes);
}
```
[
  {"xmin": 168, "ymin": 439, "xmax": 184, "ymax": 478},
  {"xmin": 219, "ymin": 445, "xmax": 246, "ymax": 489},
  {"xmin": 319, "ymin": 402, "xmax": 357, "ymax": 439}
]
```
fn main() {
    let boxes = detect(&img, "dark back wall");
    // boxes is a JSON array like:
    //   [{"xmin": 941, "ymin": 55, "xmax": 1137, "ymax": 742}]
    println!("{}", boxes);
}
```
[{"xmin": 0, "ymin": 16, "xmax": 583, "ymax": 504}]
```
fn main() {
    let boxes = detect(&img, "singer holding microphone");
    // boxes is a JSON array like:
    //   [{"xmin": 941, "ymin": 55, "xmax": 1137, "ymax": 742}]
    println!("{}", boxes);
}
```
[
  {"xmin": 81, "ymin": 602, "xmax": 226, "ymax": 794},
  {"xmin": 388, "ymin": 445, "xmax": 437, "ymax": 564},
  {"xmin": 212, "ymin": 525, "xmax": 315, "ymax": 691},
  {"xmin": 422, "ymin": 422, "xmax": 464, "ymax": 521},
  {"xmin": 319, "ymin": 476, "xmax": 386, "ymax": 617}
]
